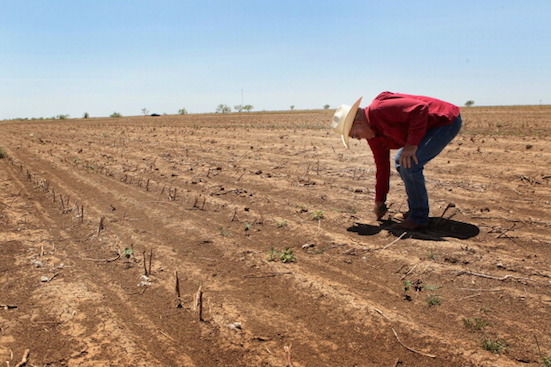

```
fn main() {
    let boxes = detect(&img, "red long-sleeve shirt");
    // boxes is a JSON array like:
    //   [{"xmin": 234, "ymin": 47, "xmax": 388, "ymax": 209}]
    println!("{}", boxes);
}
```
[{"xmin": 364, "ymin": 92, "xmax": 460, "ymax": 202}]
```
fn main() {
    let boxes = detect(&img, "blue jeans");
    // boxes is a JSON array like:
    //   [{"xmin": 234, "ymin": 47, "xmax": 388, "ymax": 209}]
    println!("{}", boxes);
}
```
[{"xmin": 395, "ymin": 115, "xmax": 462, "ymax": 226}]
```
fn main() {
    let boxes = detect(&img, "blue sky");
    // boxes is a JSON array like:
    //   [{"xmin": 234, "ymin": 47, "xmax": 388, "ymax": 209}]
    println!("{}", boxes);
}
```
[{"xmin": 1, "ymin": 0, "xmax": 550, "ymax": 119}]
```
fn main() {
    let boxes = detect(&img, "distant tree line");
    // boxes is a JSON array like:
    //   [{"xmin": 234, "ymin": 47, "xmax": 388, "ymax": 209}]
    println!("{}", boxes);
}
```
[
  {"xmin": 215, "ymin": 104, "xmax": 254, "ymax": 113},
  {"xmin": 6, "ymin": 102, "xmax": 343, "ymax": 121}
]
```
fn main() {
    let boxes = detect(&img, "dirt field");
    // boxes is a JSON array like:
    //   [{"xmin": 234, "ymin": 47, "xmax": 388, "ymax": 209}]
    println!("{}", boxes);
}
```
[{"xmin": 1, "ymin": 106, "xmax": 550, "ymax": 366}]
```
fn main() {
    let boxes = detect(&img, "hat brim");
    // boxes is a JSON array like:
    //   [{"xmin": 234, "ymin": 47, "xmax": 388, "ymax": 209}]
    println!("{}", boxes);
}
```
[{"xmin": 340, "ymin": 97, "xmax": 363, "ymax": 149}]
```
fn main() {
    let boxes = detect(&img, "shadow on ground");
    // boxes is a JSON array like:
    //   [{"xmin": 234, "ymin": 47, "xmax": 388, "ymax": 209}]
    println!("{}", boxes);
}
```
[{"xmin": 347, "ymin": 217, "xmax": 480, "ymax": 241}]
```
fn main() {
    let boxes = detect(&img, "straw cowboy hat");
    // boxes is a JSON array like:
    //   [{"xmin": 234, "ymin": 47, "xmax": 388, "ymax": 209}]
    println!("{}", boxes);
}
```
[{"xmin": 331, "ymin": 97, "xmax": 363, "ymax": 148}]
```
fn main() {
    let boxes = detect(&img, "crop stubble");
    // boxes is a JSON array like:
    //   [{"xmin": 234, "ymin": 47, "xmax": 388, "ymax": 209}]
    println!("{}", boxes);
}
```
[{"xmin": 1, "ymin": 106, "xmax": 550, "ymax": 366}]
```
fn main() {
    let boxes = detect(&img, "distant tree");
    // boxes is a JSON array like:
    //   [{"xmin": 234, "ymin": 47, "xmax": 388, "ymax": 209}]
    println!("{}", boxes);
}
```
[
  {"xmin": 110, "ymin": 112, "xmax": 122, "ymax": 118},
  {"xmin": 242, "ymin": 105, "xmax": 254, "ymax": 112},
  {"xmin": 465, "ymin": 100, "xmax": 475, "ymax": 107},
  {"xmin": 178, "ymin": 108, "xmax": 188, "ymax": 115},
  {"xmin": 234, "ymin": 105, "xmax": 243, "ymax": 112},
  {"xmin": 323, "ymin": 104, "xmax": 330, "ymax": 110},
  {"xmin": 56, "ymin": 114, "xmax": 69, "ymax": 119},
  {"xmin": 141, "ymin": 108, "xmax": 149, "ymax": 115},
  {"xmin": 290, "ymin": 105, "xmax": 295, "ymax": 110},
  {"xmin": 83, "ymin": 112, "xmax": 89, "ymax": 118},
  {"xmin": 216, "ymin": 104, "xmax": 231, "ymax": 113}
]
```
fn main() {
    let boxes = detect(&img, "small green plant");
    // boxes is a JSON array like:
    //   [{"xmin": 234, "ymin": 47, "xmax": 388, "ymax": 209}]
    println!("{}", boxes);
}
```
[
  {"xmin": 426, "ymin": 294, "xmax": 443, "ymax": 307},
  {"xmin": 426, "ymin": 251, "xmax": 438, "ymax": 261},
  {"xmin": 219, "ymin": 226, "xmax": 230, "ymax": 237},
  {"xmin": 462, "ymin": 317, "xmax": 490, "ymax": 332},
  {"xmin": 481, "ymin": 338, "xmax": 507, "ymax": 354},
  {"xmin": 121, "ymin": 247, "xmax": 134, "ymax": 259},
  {"xmin": 267, "ymin": 248, "xmax": 296, "ymax": 263},
  {"xmin": 275, "ymin": 219, "xmax": 288, "ymax": 228},
  {"xmin": 267, "ymin": 248, "xmax": 279, "ymax": 262},
  {"xmin": 311, "ymin": 210, "xmax": 325, "ymax": 220},
  {"xmin": 479, "ymin": 305, "xmax": 490, "ymax": 313},
  {"xmin": 244, "ymin": 222, "xmax": 252, "ymax": 231},
  {"xmin": 279, "ymin": 248, "xmax": 296, "ymax": 263}
]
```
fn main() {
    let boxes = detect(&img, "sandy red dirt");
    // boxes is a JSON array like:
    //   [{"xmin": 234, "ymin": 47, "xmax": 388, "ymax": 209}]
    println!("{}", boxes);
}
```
[{"xmin": 1, "ymin": 106, "xmax": 550, "ymax": 366}]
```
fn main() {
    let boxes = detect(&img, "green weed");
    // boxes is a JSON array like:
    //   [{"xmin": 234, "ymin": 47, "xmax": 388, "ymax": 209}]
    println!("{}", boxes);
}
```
[
  {"xmin": 311, "ymin": 210, "xmax": 325, "ymax": 220},
  {"xmin": 219, "ymin": 226, "xmax": 230, "ymax": 237},
  {"xmin": 267, "ymin": 248, "xmax": 296, "ymax": 263},
  {"xmin": 426, "ymin": 294, "xmax": 443, "ymax": 307},
  {"xmin": 426, "ymin": 251, "xmax": 438, "ymax": 261},
  {"xmin": 481, "ymin": 338, "xmax": 507, "ymax": 354},
  {"xmin": 121, "ymin": 248, "xmax": 134, "ymax": 259},
  {"xmin": 267, "ymin": 248, "xmax": 279, "ymax": 262},
  {"xmin": 279, "ymin": 248, "xmax": 296, "ymax": 263},
  {"xmin": 479, "ymin": 305, "xmax": 491, "ymax": 313},
  {"xmin": 462, "ymin": 317, "xmax": 491, "ymax": 332},
  {"xmin": 275, "ymin": 219, "xmax": 288, "ymax": 228}
]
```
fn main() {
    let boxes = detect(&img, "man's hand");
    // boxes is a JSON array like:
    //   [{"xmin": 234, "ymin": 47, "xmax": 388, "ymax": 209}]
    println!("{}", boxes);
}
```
[
  {"xmin": 399, "ymin": 144, "xmax": 418, "ymax": 169},
  {"xmin": 374, "ymin": 202, "xmax": 388, "ymax": 220}
]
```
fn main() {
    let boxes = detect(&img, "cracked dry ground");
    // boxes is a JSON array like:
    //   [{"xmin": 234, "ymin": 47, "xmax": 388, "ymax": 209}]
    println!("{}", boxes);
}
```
[{"xmin": 1, "ymin": 106, "xmax": 550, "ymax": 367}]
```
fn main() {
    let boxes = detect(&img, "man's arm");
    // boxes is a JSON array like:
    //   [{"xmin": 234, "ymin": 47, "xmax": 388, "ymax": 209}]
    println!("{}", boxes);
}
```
[{"xmin": 368, "ymin": 138, "xmax": 390, "ymax": 219}]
